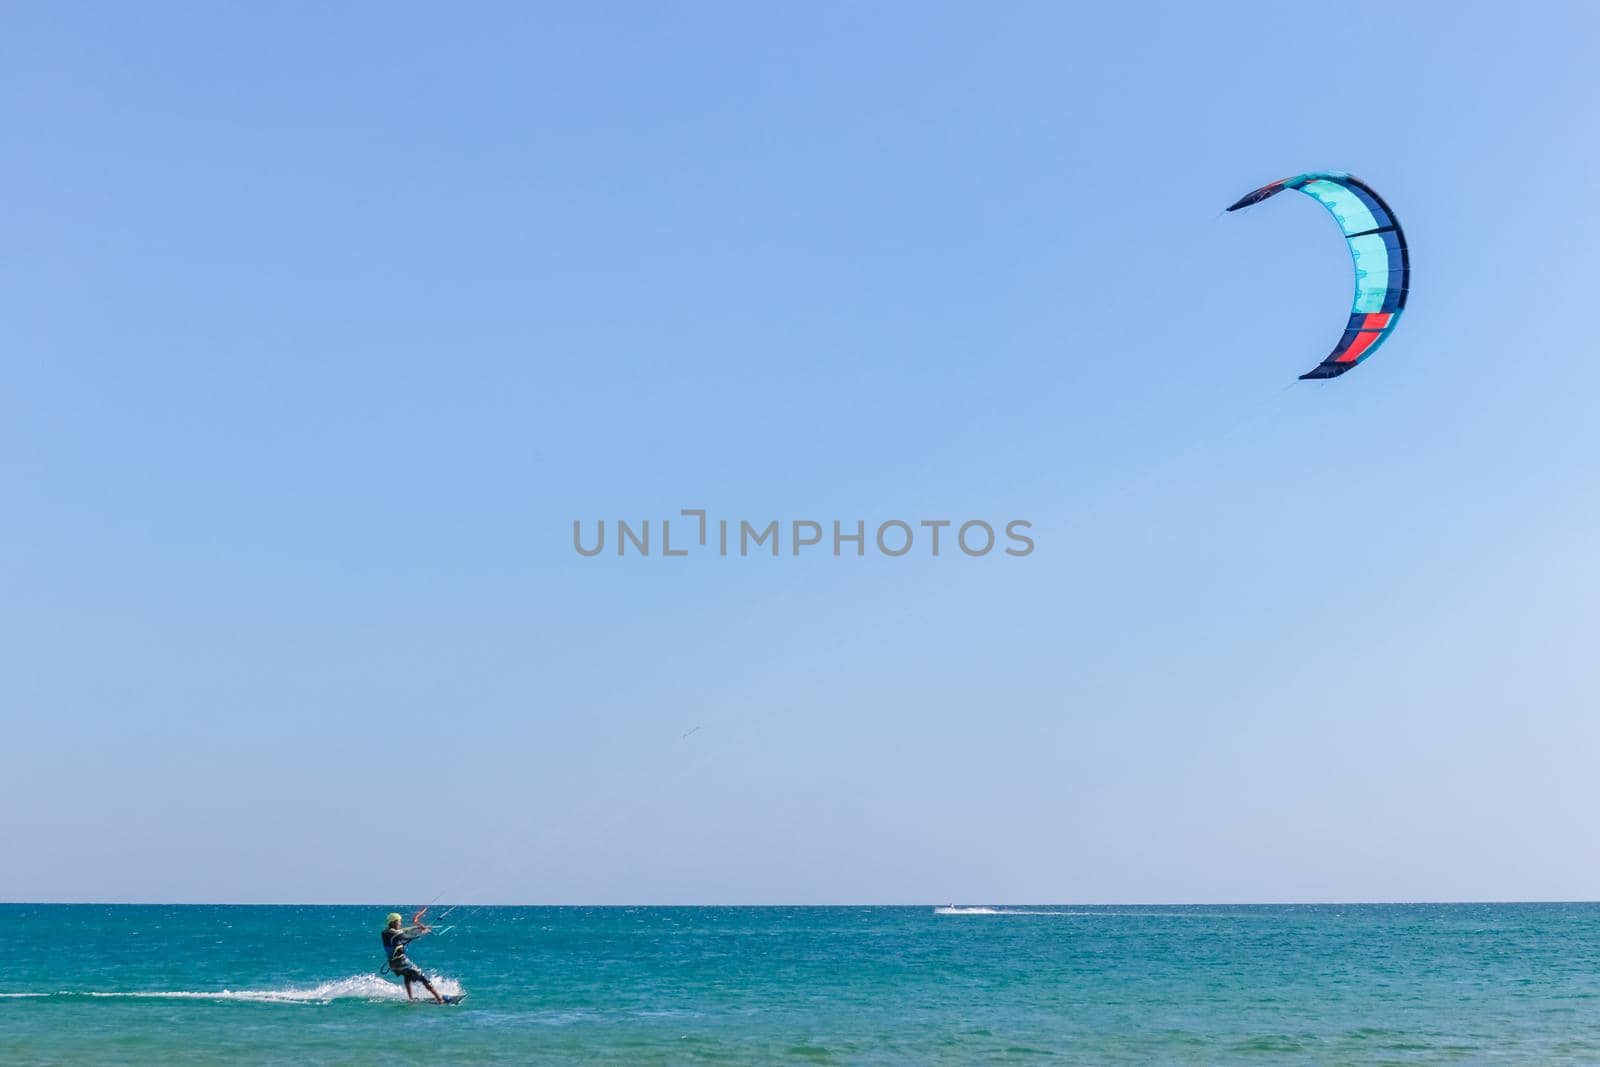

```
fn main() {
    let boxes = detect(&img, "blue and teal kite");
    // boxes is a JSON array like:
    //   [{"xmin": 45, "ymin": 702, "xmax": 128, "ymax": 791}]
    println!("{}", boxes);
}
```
[{"xmin": 1227, "ymin": 172, "xmax": 1410, "ymax": 379}]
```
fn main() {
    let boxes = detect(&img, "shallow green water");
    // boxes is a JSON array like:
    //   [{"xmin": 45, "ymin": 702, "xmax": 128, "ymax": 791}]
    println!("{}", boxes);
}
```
[{"xmin": 5, "ymin": 903, "xmax": 1600, "ymax": 1063}]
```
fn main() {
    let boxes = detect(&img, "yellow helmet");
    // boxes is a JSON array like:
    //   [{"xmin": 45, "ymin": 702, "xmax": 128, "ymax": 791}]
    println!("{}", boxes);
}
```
[{"xmin": 386, "ymin": 913, "xmax": 402, "ymax": 926}]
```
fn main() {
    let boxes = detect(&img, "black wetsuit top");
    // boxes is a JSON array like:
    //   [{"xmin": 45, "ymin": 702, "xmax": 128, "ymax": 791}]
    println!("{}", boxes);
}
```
[{"xmin": 382, "ymin": 927, "xmax": 423, "ymax": 973}]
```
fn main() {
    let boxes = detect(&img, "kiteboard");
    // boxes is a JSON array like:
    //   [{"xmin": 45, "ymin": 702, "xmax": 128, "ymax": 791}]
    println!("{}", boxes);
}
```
[{"xmin": 441, "ymin": 993, "xmax": 467, "ymax": 1006}]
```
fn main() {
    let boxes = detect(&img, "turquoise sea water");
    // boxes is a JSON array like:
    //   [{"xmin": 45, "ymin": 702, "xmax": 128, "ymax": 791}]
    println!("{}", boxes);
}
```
[{"xmin": 5, "ymin": 903, "xmax": 1600, "ymax": 1063}]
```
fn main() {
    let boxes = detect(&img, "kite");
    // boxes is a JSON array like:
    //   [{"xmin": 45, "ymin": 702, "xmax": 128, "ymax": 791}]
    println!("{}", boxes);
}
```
[{"xmin": 1227, "ymin": 172, "xmax": 1409, "ymax": 379}]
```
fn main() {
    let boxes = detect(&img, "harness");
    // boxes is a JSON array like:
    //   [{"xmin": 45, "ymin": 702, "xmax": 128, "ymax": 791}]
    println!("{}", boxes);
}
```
[{"xmin": 381, "ymin": 929, "xmax": 412, "ymax": 975}]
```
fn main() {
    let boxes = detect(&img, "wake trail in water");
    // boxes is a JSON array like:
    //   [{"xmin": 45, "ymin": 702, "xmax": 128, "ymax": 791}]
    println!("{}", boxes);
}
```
[
  {"xmin": 933, "ymin": 907, "xmax": 1080, "ymax": 916},
  {"xmin": 11, "ymin": 974, "xmax": 464, "ymax": 1005},
  {"xmin": 932, "ymin": 907, "xmax": 1255, "ymax": 917}
]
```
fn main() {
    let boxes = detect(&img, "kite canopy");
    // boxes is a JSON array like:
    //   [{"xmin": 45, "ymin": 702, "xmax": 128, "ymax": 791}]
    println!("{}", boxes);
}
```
[{"xmin": 1227, "ymin": 172, "xmax": 1409, "ymax": 380}]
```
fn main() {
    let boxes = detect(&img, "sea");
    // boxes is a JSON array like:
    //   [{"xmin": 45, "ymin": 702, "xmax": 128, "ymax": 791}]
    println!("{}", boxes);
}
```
[{"xmin": 4, "ymin": 903, "xmax": 1600, "ymax": 1063}]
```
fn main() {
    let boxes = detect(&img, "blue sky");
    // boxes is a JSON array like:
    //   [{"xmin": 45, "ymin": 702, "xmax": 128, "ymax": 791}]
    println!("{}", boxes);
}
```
[{"xmin": 3, "ymin": 2, "xmax": 1597, "ymax": 904}]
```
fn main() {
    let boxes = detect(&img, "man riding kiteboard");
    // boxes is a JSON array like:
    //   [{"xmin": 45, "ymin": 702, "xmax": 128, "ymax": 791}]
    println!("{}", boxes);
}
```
[{"xmin": 381, "ymin": 910, "xmax": 446, "ymax": 1003}]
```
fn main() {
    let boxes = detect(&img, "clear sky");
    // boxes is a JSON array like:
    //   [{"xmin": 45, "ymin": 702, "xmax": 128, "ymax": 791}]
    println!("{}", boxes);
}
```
[{"xmin": 4, "ymin": 2, "xmax": 1598, "ymax": 904}]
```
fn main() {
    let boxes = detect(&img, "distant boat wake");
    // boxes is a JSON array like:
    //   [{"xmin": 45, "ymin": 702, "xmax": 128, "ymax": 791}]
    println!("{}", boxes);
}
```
[
  {"xmin": 933, "ymin": 906, "xmax": 1077, "ymax": 916},
  {"xmin": 932, "ymin": 906, "xmax": 1260, "ymax": 918},
  {"xmin": 6, "ymin": 974, "xmax": 464, "ymax": 1005}
]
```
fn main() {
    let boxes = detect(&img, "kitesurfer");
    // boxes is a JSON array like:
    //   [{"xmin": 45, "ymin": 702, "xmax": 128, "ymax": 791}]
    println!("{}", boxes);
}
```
[{"xmin": 382, "ymin": 911, "xmax": 444, "ymax": 1003}]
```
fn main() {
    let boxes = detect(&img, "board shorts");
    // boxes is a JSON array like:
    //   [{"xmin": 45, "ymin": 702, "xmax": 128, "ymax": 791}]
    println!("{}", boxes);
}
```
[{"xmin": 392, "ymin": 959, "xmax": 426, "ymax": 981}]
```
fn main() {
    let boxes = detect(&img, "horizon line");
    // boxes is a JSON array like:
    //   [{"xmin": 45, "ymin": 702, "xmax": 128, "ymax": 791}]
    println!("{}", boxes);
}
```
[{"xmin": 5, "ymin": 898, "xmax": 1598, "ymax": 908}]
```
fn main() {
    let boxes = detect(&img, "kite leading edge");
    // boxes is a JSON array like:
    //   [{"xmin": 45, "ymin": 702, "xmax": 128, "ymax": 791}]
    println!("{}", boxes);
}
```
[{"xmin": 1227, "ymin": 172, "xmax": 1409, "ymax": 380}]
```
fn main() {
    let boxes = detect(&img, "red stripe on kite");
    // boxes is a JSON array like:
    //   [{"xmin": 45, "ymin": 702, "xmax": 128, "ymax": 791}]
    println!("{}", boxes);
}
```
[{"xmin": 1336, "ymin": 331, "xmax": 1382, "ymax": 363}]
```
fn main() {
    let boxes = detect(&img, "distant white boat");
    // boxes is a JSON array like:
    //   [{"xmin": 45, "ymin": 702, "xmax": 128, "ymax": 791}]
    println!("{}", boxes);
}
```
[{"xmin": 933, "ymin": 905, "xmax": 1003, "ymax": 915}]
